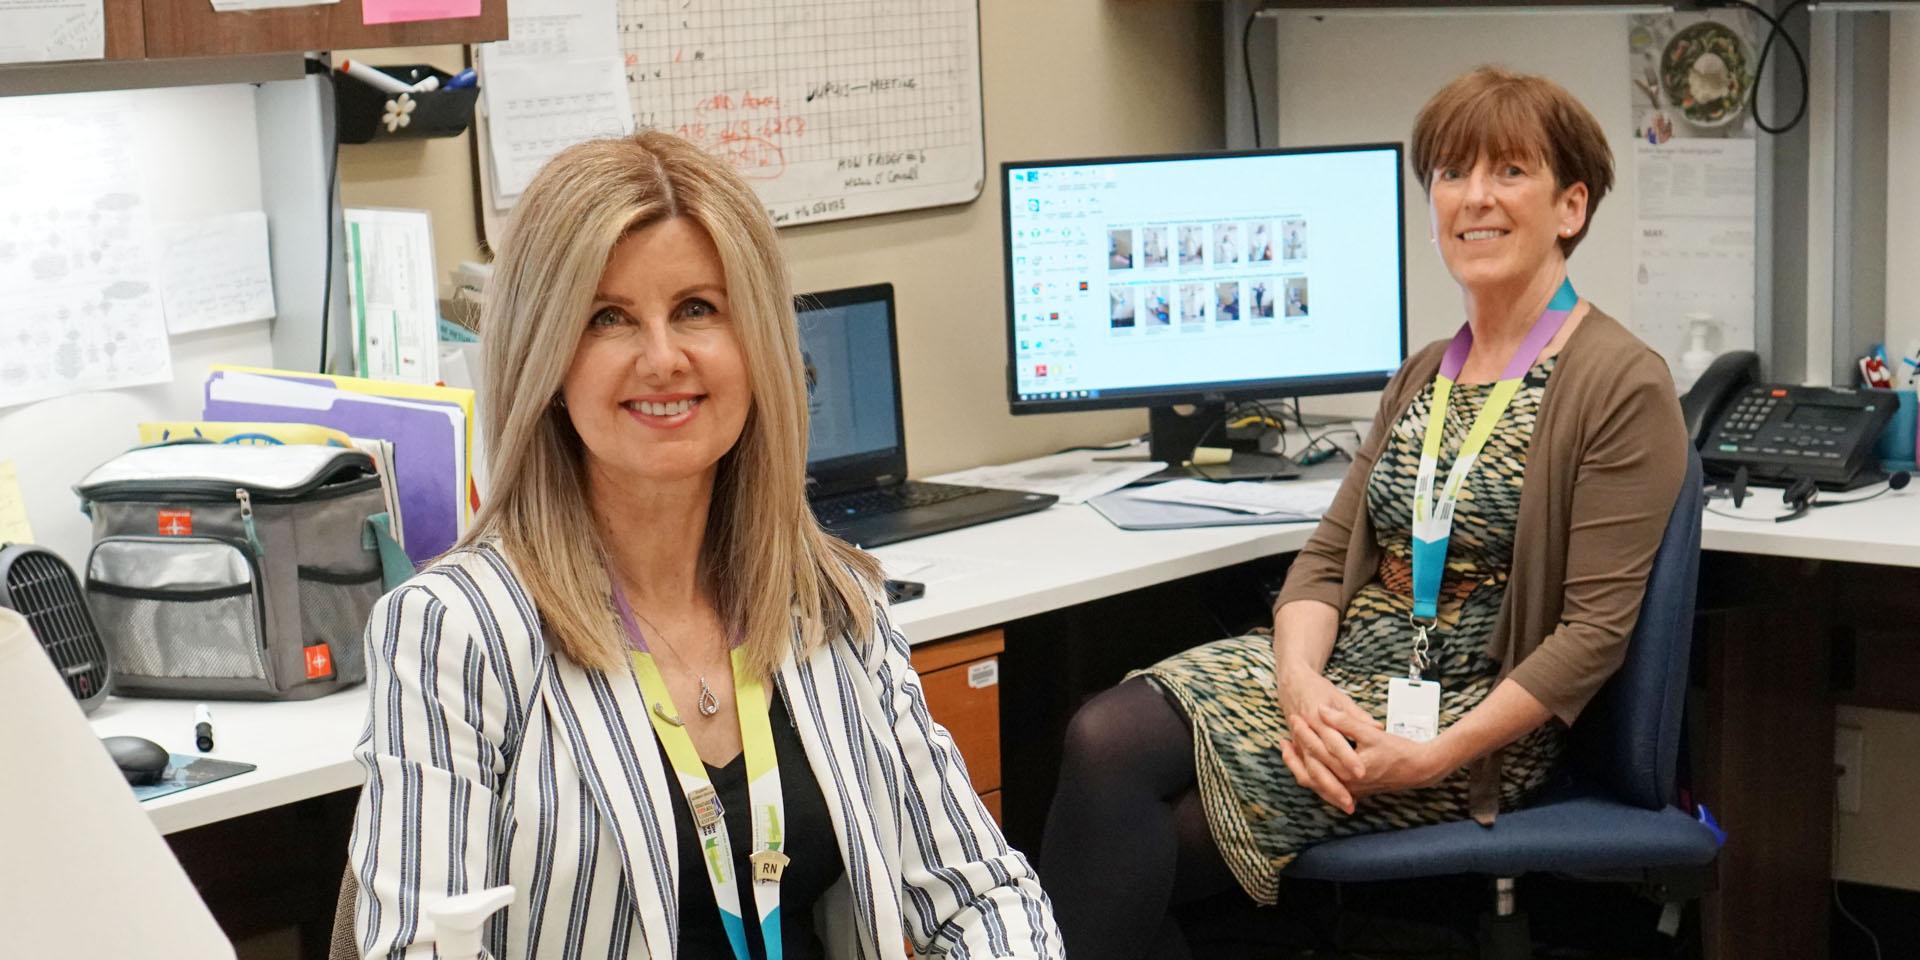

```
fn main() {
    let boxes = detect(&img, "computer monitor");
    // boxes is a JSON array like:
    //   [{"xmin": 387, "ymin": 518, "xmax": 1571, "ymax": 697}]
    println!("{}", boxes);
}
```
[{"xmin": 1002, "ymin": 144, "xmax": 1407, "ymax": 477}]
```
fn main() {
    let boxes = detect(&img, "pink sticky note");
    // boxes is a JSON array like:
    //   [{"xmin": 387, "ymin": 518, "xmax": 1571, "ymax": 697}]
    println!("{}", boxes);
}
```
[{"xmin": 361, "ymin": 0, "xmax": 480, "ymax": 26}]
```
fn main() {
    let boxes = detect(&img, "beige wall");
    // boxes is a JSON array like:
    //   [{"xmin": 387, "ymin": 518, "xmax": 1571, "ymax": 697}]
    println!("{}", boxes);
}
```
[{"xmin": 339, "ymin": 4, "xmax": 1224, "ymax": 476}]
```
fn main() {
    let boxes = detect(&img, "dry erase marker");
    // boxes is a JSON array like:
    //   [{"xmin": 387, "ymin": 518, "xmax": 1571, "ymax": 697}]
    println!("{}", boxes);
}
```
[
  {"xmin": 194, "ymin": 703, "xmax": 214, "ymax": 752},
  {"xmin": 337, "ymin": 59, "xmax": 413, "ymax": 95},
  {"xmin": 409, "ymin": 74, "xmax": 442, "ymax": 93}
]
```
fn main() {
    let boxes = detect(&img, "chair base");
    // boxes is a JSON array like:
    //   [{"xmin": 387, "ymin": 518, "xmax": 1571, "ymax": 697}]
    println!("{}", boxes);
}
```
[{"xmin": 1478, "ymin": 909, "xmax": 1532, "ymax": 960}]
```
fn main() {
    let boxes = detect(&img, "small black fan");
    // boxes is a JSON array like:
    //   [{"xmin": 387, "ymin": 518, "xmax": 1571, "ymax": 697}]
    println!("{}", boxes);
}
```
[{"xmin": 0, "ymin": 543, "xmax": 111, "ymax": 712}]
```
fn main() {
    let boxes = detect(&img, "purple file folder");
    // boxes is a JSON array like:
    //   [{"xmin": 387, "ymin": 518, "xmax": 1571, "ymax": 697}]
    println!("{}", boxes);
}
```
[{"xmin": 203, "ymin": 373, "xmax": 462, "ymax": 562}]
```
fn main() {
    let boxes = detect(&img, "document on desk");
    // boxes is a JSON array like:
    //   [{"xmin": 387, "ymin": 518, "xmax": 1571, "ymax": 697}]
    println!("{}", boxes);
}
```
[
  {"xmin": 0, "ymin": 94, "xmax": 171, "ymax": 409},
  {"xmin": 1126, "ymin": 478, "xmax": 1340, "ymax": 519},
  {"xmin": 925, "ymin": 447, "xmax": 1166, "ymax": 505},
  {"xmin": 0, "ymin": 0, "xmax": 103, "ymax": 64},
  {"xmin": 343, "ymin": 208, "xmax": 440, "ymax": 386},
  {"xmin": 156, "ymin": 212, "xmax": 277, "ymax": 334}
]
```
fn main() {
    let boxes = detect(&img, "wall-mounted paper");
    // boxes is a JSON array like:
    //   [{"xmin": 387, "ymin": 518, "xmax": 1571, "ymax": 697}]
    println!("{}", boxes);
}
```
[
  {"xmin": 479, "ymin": 0, "xmax": 617, "ymax": 65},
  {"xmin": 482, "ymin": 56, "xmax": 633, "ymax": 205},
  {"xmin": 1627, "ymin": 12, "xmax": 1759, "ymax": 384},
  {"xmin": 0, "ymin": 0, "xmax": 103, "ymax": 65},
  {"xmin": 0, "ymin": 94, "xmax": 172, "ymax": 410},
  {"xmin": 157, "ymin": 211, "xmax": 277, "ymax": 334},
  {"xmin": 0, "ymin": 460, "xmax": 34, "ymax": 544},
  {"xmin": 343, "ymin": 207, "xmax": 440, "ymax": 385},
  {"xmin": 361, "ymin": 0, "xmax": 477, "ymax": 26}
]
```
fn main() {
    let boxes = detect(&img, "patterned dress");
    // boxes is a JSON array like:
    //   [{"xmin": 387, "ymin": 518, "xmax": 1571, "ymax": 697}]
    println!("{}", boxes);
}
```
[{"xmin": 1134, "ymin": 357, "xmax": 1568, "ymax": 905}]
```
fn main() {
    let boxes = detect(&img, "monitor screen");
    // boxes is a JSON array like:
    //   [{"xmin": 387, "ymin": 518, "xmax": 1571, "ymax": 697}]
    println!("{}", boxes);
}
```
[
  {"xmin": 1002, "ymin": 145, "xmax": 1406, "ymax": 412},
  {"xmin": 798, "ymin": 287, "xmax": 903, "ymax": 474}
]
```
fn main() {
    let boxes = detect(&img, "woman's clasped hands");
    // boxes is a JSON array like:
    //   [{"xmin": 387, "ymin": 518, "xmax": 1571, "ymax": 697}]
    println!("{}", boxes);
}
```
[{"xmin": 1275, "ymin": 665, "xmax": 1450, "ymax": 815}]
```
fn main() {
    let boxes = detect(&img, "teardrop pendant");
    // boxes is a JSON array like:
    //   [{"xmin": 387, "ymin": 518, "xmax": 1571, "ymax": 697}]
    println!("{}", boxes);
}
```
[{"xmin": 696, "ymin": 676, "xmax": 721, "ymax": 717}]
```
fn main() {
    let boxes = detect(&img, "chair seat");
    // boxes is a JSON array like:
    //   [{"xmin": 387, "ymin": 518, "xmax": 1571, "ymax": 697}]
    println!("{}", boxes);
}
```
[{"xmin": 1285, "ymin": 795, "xmax": 1721, "ymax": 883}]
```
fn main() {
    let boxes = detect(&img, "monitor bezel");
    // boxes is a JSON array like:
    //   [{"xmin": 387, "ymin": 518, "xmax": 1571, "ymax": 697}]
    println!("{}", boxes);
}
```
[
  {"xmin": 797, "ymin": 282, "xmax": 910, "ymax": 497},
  {"xmin": 1000, "ymin": 143, "xmax": 1409, "ymax": 416}
]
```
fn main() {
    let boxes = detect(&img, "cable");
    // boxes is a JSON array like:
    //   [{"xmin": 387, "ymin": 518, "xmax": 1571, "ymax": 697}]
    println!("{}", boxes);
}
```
[
  {"xmin": 1052, "ymin": 436, "xmax": 1146, "ymax": 455},
  {"xmin": 1705, "ymin": 504, "xmax": 1787, "ymax": 522},
  {"xmin": 317, "ymin": 59, "xmax": 341, "ymax": 374},
  {"xmin": 1242, "ymin": 5, "xmax": 1263, "ymax": 149},
  {"xmin": 1832, "ymin": 881, "xmax": 1884, "ymax": 960},
  {"xmin": 1705, "ymin": 0, "xmax": 1811, "ymax": 135}
]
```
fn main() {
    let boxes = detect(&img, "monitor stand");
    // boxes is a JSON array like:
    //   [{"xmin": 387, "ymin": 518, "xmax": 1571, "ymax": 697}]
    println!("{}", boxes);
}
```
[{"xmin": 1141, "ymin": 402, "xmax": 1301, "ymax": 482}]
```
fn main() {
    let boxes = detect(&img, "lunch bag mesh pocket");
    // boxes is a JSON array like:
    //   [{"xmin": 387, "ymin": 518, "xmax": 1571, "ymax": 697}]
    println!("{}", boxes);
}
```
[{"xmin": 89, "ymin": 584, "xmax": 268, "ymax": 680}]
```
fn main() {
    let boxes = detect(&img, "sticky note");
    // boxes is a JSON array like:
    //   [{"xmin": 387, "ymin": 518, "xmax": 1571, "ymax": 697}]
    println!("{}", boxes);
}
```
[
  {"xmin": 361, "ymin": 0, "xmax": 479, "ymax": 26},
  {"xmin": 0, "ymin": 460, "xmax": 34, "ymax": 545}
]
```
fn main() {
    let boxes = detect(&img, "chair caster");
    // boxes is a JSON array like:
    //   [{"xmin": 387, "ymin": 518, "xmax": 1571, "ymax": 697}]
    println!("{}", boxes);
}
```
[{"xmin": 1477, "ymin": 909, "xmax": 1532, "ymax": 960}]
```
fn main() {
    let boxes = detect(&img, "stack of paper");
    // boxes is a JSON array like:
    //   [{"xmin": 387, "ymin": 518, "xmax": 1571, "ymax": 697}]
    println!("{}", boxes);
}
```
[
  {"xmin": 1126, "ymin": 478, "xmax": 1340, "ymax": 520},
  {"xmin": 200, "ymin": 368, "xmax": 474, "ymax": 564},
  {"xmin": 924, "ymin": 444, "xmax": 1165, "ymax": 505}
]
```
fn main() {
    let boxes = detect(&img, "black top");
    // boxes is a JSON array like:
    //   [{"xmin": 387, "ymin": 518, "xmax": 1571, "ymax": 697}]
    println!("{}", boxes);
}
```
[{"xmin": 662, "ymin": 688, "xmax": 843, "ymax": 959}]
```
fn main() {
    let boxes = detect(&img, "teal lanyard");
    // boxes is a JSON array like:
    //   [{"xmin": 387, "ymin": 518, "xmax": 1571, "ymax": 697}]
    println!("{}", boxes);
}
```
[{"xmin": 1406, "ymin": 278, "xmax": 1576, "ymax": 677}]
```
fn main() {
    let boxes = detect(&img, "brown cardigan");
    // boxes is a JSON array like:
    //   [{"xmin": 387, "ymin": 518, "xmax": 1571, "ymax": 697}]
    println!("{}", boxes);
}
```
[{"xmin": 1274, "ymin": 306, "xmax": 1688, "ymax": 822}]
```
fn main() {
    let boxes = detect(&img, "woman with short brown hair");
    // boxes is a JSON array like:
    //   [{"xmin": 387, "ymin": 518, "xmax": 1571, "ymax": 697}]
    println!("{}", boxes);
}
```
[{"xmin": 1037, "ymin": 66, "xmax": 1687, "ymax": 958}]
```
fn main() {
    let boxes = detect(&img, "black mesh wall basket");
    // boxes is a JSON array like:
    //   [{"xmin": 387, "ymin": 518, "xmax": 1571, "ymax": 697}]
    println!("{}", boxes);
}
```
[{"xmin": 0, "ymin": 543, "xmax": 111, "ymax": 712}]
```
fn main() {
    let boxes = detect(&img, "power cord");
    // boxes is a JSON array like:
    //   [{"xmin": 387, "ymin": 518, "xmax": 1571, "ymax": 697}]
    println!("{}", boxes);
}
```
[
  {"xmin": 309, "ymin": 56, "xmax": 342, "ymax": 374},
  {"xmin": 1703, "ymin": 0, "xmax": 1811, "ymax": 135},
  {"xmin": 1242, "ymin": 5, "xmax": 1264, "ymax": 148},
  {"xmin": 1832, "ymin": 881, "xmax": 1884, "ymax": 960}
]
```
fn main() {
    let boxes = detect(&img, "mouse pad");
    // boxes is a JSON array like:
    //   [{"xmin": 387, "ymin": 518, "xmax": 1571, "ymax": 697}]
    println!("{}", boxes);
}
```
[{"xmin": 131, "ymin": 754, "xmax": 258, "ymax": 803}]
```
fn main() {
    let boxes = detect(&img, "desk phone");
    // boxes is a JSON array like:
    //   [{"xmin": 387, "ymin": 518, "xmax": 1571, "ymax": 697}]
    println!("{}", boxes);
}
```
[{"xmin": 1683, "ymin": 352, "xmax": 1894, "ymax": 490}]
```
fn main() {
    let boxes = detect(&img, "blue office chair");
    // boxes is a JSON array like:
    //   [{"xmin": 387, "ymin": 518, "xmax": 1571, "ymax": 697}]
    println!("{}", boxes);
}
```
[{"xmin": 1282, "ymin": 450, "xmax": 1722, "ymax": 959}]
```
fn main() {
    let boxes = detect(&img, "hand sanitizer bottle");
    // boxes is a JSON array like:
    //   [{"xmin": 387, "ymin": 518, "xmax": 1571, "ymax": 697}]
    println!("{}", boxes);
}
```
[{"xmin": 1678, "ymin": 312, "xmax": 1717, "ymax": 392}]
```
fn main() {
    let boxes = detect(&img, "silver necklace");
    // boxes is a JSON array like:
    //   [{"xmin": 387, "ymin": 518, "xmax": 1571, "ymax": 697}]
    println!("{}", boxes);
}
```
[{"xmin": 634, "ymin": 610, "xmax": 721, "ymax": 723}]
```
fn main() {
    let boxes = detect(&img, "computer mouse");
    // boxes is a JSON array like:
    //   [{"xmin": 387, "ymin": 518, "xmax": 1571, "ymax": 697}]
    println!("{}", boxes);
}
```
[{"xmin": 101, "ymin": 735, "xmax": 170, "ymax": 786}]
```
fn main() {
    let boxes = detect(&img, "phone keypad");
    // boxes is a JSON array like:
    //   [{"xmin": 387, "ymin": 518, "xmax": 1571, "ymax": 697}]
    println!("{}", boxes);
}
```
[{"xmin": 1714, "ymin": 388, "xmax": 1850, "ymax": 461}]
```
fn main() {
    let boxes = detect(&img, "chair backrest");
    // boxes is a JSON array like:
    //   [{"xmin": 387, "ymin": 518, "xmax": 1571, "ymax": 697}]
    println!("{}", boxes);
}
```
[
  {"xmin": 0, "ymin": 608, "xmax": 237, "ymax": 959},
  {"xmin": 1565, "ymin": 449, "xmax": 1704, "ymax": 811}
]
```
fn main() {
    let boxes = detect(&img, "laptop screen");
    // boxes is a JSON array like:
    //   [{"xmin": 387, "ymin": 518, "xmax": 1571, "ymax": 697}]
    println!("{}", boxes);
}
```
[{"xmin": 798, "ymin": 285, "xmax": 905, "ymax": 484}]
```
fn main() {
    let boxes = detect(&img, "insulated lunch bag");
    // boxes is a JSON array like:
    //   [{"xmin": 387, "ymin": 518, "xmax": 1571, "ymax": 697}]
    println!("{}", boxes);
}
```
[{"xmin": 74, "ymin": 443, "xmax": 406, "ymax": 700}]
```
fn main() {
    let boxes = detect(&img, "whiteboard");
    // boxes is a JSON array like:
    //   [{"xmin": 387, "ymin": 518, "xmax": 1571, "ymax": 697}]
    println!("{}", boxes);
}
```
[
  {"xmin": 481, "ymin": 0, "xmax": 985, "ymax": 235},
  {"xmin": 617, "ymin": 0, "xmax": 985, "ymax": 226}
]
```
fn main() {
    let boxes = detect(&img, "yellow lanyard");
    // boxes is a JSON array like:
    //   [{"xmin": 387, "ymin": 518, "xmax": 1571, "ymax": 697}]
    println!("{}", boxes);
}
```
[{"xmin": 617, "ymin": 593, "xmax": 787, "ymax": 960}]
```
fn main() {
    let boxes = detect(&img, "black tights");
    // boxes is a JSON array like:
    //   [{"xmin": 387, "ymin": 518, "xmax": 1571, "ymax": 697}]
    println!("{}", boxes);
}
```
[{"xmin": 1037, "ymin": 678, "xmax": 1240, "ymax": 960}]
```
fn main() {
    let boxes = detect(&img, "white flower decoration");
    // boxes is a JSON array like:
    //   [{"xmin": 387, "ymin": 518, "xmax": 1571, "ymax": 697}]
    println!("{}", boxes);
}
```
[{"xmin": 382, "ymin": 94, "xmax": 416, "ymax": 133}]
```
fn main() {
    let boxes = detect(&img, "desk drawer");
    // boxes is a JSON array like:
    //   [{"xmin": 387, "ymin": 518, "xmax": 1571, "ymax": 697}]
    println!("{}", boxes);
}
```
[{"xmin": 911, "ymin": 629, "xmax": 1003, "ymax": 796}]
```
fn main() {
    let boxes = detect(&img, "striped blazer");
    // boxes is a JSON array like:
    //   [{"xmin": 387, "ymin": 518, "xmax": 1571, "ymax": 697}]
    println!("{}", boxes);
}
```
[{"xmin": 347, "ymin": 543, "xmax": 1063, "ymax": 959}]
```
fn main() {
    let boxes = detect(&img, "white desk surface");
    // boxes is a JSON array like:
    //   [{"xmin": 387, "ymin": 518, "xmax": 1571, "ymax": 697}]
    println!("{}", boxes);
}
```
[
  {"xmin": 1699, "ymin": 484, "xmax": 1920, "ymax": 568},
  {"xmin": 94, "ymin": 475, "xmax": 1920, "ymax": 835}
]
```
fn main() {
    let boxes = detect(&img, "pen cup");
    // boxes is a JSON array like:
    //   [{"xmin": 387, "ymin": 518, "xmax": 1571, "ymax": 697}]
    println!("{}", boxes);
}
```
[
  {"xmin": 1873, "ymin": 388, "xmax": 1918, "ymax": 472},
  {"xmin": 332, "ymin": 64, "xmax": 480, "ymax": 145}
]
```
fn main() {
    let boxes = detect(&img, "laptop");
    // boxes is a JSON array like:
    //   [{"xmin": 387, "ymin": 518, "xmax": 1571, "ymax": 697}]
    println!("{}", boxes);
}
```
[{"xmin": 799, "ymin": 283, "xmax": 1057, "ymax": 548}]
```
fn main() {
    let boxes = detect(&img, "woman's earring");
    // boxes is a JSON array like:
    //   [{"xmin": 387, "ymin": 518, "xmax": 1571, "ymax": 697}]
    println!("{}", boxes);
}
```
[{"xmin": 552, "ymin": 394, "xmax": 568, "ymax": 410}]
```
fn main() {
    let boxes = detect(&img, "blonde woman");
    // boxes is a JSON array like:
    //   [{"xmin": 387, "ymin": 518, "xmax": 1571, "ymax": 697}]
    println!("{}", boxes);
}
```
[{"xmin": 347, "ymin": 131, "xmax": 1062, "ymax": 959}]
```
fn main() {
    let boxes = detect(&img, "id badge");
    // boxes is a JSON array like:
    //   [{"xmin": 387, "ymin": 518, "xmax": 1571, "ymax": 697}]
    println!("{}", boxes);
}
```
[{"xmin": 1385, "ymin": 677, "xmax": 1441, "ymax": 743}]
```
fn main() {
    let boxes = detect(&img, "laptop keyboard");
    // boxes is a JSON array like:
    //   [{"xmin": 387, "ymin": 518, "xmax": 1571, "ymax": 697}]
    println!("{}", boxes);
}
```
[{"xmin": 814, "ymin": 481, "xmax": 984, "ymax": 521}]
